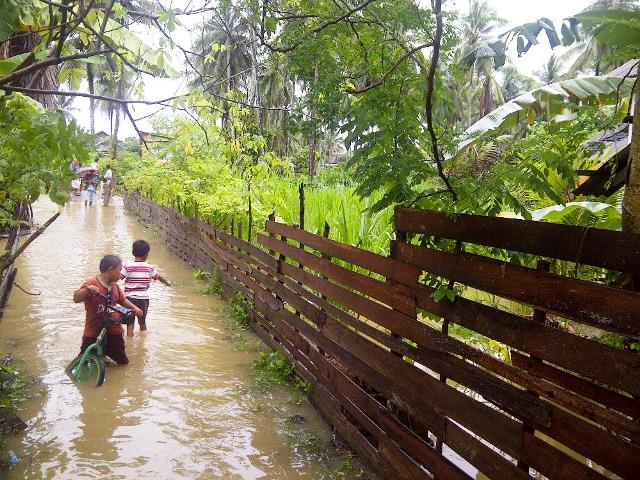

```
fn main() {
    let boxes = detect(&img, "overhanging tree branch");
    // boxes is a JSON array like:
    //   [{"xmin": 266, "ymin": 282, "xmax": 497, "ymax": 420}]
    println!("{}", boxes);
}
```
[
  {"xmin": 424, "ymin": 0, "xmax": 456, "ymax": 201},
  {"xmin": 348, "ymin": 42, "xmax": 433, "ymax": 94},
  {"xmin": 0, "ymin": 212, "xmax": 60, "ymax": 275},
  {"xmin": 0, "ymin": 49, "xmax": 111, "ymax": 86},
  {"xmin": 257, "ymin": 0, "xmax": 379, "ymax": 53}
]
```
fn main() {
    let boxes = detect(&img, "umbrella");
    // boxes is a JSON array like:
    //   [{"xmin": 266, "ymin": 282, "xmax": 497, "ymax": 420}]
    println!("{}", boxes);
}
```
[{"xmin": 76, "ymin": 167, "xmax": 98, "ymax": 178}]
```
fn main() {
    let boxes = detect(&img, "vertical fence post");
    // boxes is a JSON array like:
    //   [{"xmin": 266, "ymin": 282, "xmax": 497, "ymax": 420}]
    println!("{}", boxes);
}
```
[
  {"xmin": 293, "ymin": 183, "xmax": 307, "ymax": 317},
  {"xmin": 248, "ymin": 182, "xmax": 253, "ymax": 243},
  {"xmin": 267, "ymin": 213, "xmax": 276, "ymax": 257},
  {"xmin": 320, "ymin": 222, "xmax": 331, "ymax": 302},
  {"xmin": 299, "ymin": 182, "xmax": 305, "ymax": 231}
]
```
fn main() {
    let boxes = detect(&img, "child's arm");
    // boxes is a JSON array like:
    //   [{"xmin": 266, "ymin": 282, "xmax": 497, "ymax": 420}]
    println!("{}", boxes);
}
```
[
  {"xmin": 120, "ymin": 298, "xmax": 144, "ymax": 318},
  {"xmin": 73, "ymin": 285, "xmax": 99, "ymax": 303},
  {"xmin": 157, "ymin": 273, "xmax": 171, "ymax": 286}
]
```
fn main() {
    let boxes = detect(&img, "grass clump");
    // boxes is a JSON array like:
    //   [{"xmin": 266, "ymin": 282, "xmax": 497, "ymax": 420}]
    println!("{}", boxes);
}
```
[
  {"xmin": 0, "ymin": 358, "xmax": 29, "ymax": 414},
  {"xmin": 228, "ymin": 292, "xmax": 251, "ymax": 329},
  {"xmin": 192, "ymin": 268, "xmax": 209, "ymax": 280},
  {"xmin": 252, "ymin": 348, "xmax": 313, "ymax": 402},
  {"xmin": 253, "ymin": 349, "xmax": 295, "ymax": 386},
  {"xmin": 282, "ymin": 421, "xmax": 367, "ymax": 479},
  {"xmin": 196, "ymin": 269, "xmax": 223, "ymax": 297}
]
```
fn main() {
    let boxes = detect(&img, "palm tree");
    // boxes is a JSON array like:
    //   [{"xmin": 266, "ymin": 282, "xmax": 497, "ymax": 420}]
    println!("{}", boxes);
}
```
[
  {"xmin": 460, "ymin": 0, "xmax": 507, "ymax": 118},
  {"xmin": 190, "ymin": 8, "xmax": 253, "ymax": 128},
  {"xmin": 259, "ymin": 54, "xmax": 294, "ymax": 154},
  {"xmin": 561, "ymin": 0, "xmax": 636, "ymax": 76},
  {"xmin": 501, "ymin": 63, "xmax": 537, "ymax": 100},
  {"xmin": 95, "ymin": 58, "xmax": 137, "ymax": 159},
  {"xmin": 536, "ymin": 54, "xmax": 564, "ymax": 85},
  {"xmin": 191, "ymin": 9, "xmax": 252, "ymax": 95},
  {"xmin": 462, "ymin": 0, "xmax": 505, "ymax": 52}
]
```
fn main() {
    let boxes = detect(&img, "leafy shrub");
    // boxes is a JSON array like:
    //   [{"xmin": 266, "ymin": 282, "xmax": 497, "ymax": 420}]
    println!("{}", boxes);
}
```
[
  {"xmin": 0, "ymin": 360, "xmax": 29, "ymax": 414},
  {"xmin": 253, "ymin": 349, "xmax": 294, "ymax": 386},
  {"xmin": 228, "ymin": 292, "xmax": 251, "ymax": 329}
]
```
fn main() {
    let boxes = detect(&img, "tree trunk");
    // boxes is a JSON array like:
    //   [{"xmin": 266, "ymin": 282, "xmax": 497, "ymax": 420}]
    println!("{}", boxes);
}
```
[
  {"xmin": 87, "ymin": 64, "xmax": 96, "ymax": 136},
  {"xmin": 309, "ymin": 63, "xmax": 319, "ymax": 177},
  {"xmin": 249, "ymin": 29, "xmax": 264, "ymax": 137},
  {"xmin": 110, "ymin": 109, "xmax": 120, "ymax": 159},
  {"xmin": 284, "ymin": 73, "xmax": 296, "ymax": 157},
  {"xmin": 1, "ymin": 33, "xmax": 57, "ymax": 109},
  {"xmin": 622, "ymin": 80, "xmax": 640, "ymax": 233}
]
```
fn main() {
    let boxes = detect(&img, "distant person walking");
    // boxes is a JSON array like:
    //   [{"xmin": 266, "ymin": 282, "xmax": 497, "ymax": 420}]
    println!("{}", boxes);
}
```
[
  {"xmin": 84, "ymin": 169, "xmax": 99, "ymax": 207},
  {"xmin": 102, "ymin": 164, "xmax": 114, "ymax": 206},
  {"xmin": 70, "ymin": 159, "xmax": 81, "ymax": 196}
]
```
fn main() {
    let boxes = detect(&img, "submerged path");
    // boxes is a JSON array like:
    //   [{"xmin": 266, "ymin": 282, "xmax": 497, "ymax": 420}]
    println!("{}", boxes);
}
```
[{"xmin": 0, "ymin": 196, "xmax": 335, "ymax": 479}]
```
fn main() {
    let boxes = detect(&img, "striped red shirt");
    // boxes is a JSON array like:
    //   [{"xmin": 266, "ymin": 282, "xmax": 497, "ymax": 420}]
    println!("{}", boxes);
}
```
[{"xmin": 120, "ymin": 261, "xmax": 160, "ymax": 299}]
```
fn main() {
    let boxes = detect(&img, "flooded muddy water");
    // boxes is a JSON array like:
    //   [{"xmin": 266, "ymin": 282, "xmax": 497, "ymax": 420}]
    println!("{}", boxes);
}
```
[{"xmin": 0, "ymin": 196, "xmax": 343, "ymax": 479}]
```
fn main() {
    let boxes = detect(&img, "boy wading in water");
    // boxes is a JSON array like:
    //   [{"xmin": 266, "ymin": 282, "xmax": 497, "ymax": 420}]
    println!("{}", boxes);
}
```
[
  {"xmin": 121, "ymin": 240, "xmax": 171, "ymax": 337},
  {"xmin": 73, "ymin": 255, "xmax": 143, "ymax": 365}
]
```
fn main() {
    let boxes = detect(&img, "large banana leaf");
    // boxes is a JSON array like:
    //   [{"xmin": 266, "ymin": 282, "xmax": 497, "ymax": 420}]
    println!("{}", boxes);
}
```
[
  {"xmin": 504, "ymin": 201, "xmax": 621, "ymax": 230},
  {"xmin": 456, "ymin": 75, "xmax": 635, "ymax": 155}
]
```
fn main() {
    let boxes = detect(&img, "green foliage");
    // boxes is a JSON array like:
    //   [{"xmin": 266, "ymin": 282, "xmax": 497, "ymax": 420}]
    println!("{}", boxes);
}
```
[
  {"xmin": 414, "ymin": 109, "xmax": 614, "ymax": 219},
  {"xmin": 120, "ymin": 137, "xmax": 142, "ymax": 154},
  {"xmin": 0, "ymin": 93, "xmax": 91, "ymax": 226},
  {"xmin": 530, "ymin": 202, "xmax": 621, "ymax": 230},
  {"xmin": 200, "ymin": 274, "xmax": 223, "ymax": 297},
  {"xmin": 192, "ymin": 268, "xmax": 210, "ymax": 280},
  {"xmin": 0, "ymin": 358, "xmax": 29, "ymax": 414},
  {"xmin": 457, "ymin": 75, "xmax": 634, "ymax": 155},
  {"xmin": 598, "ymin": 333, "xmax": 640, "ymax": 353},
  {"xmin": 228, "ymin": 292, "xmax": 251, "ymax": 329},
  {"xmin": 253, "ymin": 349, "xmax": 295, "ymax": 386},
  {"xmin": 121, "ymin": 114, "xmax": 393, "ymax": 254}
]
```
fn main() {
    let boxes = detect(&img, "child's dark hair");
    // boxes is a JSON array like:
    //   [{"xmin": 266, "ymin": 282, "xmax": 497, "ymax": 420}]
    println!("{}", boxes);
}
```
[
  {"xmin": 99, "ymin": 254, "xmax": 122, "ymax": 272},
  {"xmin": 132, "ymin": 239, "xmax": 151, "ymax": 258}
]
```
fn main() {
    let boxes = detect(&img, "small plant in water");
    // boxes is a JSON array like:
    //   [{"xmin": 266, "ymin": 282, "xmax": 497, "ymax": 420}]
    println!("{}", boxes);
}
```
[
  {"xmin": 228, "ymin": 292, "xmax": 251, "ymax": 329},
  {"xmin": 282, "ymin": 421, "xmax": 367, "ymax": 480},
  {"xmin": 192, "ymin": 268, "xmax": 210, "ymax": 280},
  {"xmin": 253, "ymin": 349, "xmax": 294, "ymax": 386},
  {"xmin": 0, "ymin": 357, "xmax": 29, "ymax": 414},
  {"xmin": 200, "ymin": 272, "xmax": 223, "ymax": 297}
]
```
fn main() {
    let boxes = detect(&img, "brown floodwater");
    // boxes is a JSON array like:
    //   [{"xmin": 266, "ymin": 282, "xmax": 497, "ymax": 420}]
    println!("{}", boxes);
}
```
[{"xmin": 0, "ymin": 196, "xmax": 344, "ymax": 479}]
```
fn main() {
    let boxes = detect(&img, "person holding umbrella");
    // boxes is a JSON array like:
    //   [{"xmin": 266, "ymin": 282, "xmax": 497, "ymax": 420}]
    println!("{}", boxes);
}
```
[{"xmin": 83, "ymin": 159, "xmax": 99, "ymax": 207}]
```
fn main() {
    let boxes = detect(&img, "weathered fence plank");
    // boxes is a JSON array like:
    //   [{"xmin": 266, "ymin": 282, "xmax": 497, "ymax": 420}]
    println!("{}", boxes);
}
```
[{"xmin": 395, "ymin": 207, "xmax": 640, "ymax": 273}]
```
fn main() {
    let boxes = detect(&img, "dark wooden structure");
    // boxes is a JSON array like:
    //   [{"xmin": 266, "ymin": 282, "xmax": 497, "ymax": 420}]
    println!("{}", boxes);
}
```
[{"xmin": 125, "ymin": 193, "xmax": 640, "ymax": 479}]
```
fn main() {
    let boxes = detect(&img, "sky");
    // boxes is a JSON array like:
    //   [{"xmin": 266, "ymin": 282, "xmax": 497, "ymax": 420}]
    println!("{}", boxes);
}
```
[{"xmin": 77, "ymin": 0, "xmax": 595, "ymax": 139}]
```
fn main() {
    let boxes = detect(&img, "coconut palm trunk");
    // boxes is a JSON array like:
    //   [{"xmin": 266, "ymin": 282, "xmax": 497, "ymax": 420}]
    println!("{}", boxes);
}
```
[
  {"xmin": 309, "ymin": 63, "xmax": 319, "ymax": 177},
  {"xmin": 87, "ymin": 64, "xmax": 96, "ymax": 136},
  {"xmin": 110, "ymin": 106, "xmax": 121, "ymax": 159}
]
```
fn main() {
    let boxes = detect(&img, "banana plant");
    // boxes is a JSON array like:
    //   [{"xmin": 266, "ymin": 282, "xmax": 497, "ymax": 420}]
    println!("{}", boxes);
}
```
[{"xmin": 456, "ymin": 74, "xmax": 635, "ymax": 155}]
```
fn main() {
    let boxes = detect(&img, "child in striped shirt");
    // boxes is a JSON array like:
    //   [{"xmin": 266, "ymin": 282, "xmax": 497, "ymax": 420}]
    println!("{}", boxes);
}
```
[{"xmin": 121, "ymin": 240, "xmax": 171, "ymax": 336}]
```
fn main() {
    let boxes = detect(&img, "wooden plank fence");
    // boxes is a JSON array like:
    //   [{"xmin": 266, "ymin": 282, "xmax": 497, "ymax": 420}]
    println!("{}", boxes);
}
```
[{"xmin": 124, "ymin": 193, "xmax": 640, "ymax": 480}]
